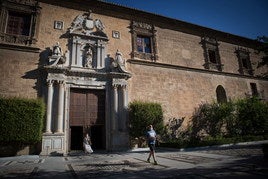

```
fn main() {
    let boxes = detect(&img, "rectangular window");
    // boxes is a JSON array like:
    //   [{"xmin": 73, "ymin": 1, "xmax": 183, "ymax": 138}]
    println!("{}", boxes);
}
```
[
  {"xmin": 242, "ymin": 58, "xmax": 249, "ymax": 69},
  {"xmin": 208, "ymin": 49, "xmax": 217, "ymax": 63},
  {"xmin": 235, "ymin": 48, "xmax": 253, "ymax": 75},
  {"xmin": 200, "ymin": 37, "xmax": 222, "ymax": 71},
  {"xmin": 250, "ymin": 83, "xmax": 258, "ymax": 97},
  {"xmin": 6, "ymin": 11, "xmax": 31, "ymax": 36},
  {"xmin": 137, "ymin": 35, "xmax": 151, "ymax": 53}
]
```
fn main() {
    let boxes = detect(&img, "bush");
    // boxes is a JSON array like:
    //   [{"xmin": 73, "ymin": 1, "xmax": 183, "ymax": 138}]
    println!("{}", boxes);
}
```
[
  {"xmin": 0, "ymin": 97, "xmax": 45, "ymax": 144},
  {"xmin": 191, "ymin": 101, "xmax": 235, "ymax": 139},
  {"xmin": 235, "ymin": 97, "xmax": 268, "ymax": 136},
  {"xmin": 128, "ymin": 101, "xmax": 164, "ymax": 139},
  {"xmin": 161, "ymin": 97, "xmax": 268, "ymax": 150},
  {"xmin": 191, "ymin": 97, "xmax": 268, "ymax": 139}
]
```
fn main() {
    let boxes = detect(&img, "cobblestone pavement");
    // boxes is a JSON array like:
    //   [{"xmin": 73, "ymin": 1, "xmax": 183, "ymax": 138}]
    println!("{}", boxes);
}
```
[{"xmin": 0, "ymin": 142, "xmax": 268, "ymax": 178}]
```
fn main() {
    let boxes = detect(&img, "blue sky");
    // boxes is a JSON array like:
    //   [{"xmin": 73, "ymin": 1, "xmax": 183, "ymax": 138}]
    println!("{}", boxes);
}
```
[{"xmin": 103, "ymin": 0, "xmax": 268, "ymax": 40}]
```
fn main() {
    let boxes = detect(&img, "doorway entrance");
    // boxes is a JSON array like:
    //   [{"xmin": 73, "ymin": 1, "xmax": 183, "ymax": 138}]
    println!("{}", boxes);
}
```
[
  {"xmin": 69, "ymin": 88, "xmax": 106, "ymax": 151},
  {"xmin": 70, "ymin": 126, "xmax": 83, "ymax": 150},
  {"xmin": 91, "ymin": 125, "xmax": 105, "ymax": 149}
]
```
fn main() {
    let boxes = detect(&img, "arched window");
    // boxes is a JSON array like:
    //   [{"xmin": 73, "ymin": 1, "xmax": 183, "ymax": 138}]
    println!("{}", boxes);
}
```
[{"xmin": 216, "ymin": 85, "xmax": 227, "ymax": 103}]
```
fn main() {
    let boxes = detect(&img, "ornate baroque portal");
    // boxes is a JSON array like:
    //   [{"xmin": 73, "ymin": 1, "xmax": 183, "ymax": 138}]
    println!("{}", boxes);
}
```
[{"xmin": 41, "ymin": 11, "xmax": 131, "ymax": 155}]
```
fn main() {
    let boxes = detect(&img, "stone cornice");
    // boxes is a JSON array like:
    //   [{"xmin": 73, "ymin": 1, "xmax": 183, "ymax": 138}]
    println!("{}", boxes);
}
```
[
  {"xmin": 127, "ymin": 59, "xmax": 268, "ymax": 81},
  {"xmin": 43, "ymin": 66, "xmax": 131, "ymax": 79}
]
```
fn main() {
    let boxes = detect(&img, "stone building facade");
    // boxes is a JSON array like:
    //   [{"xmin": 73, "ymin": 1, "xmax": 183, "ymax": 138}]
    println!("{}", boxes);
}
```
[{"xmin": 0, "ymin": 0, "xmax": 267, "ymax": 155}]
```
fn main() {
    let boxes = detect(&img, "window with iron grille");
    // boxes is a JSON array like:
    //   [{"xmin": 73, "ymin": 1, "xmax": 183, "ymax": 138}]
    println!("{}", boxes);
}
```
[
  {"xmin": 235, "ymin": 47, "xmax": 253, "ymax": 75},
  {"xmin": 0, "ymin": 0, "xmax": 40, "ymax": 46},
  {"xmin": 6, "ymin": 11, "xmax": 31, "ymax": 36},
  {"xmin": 200, "ymin": 37, "xmax": 223, "ymax": 71},
  {"xmin": 131, "ymin": 21, "xmax": 158, "ymax": 61}
]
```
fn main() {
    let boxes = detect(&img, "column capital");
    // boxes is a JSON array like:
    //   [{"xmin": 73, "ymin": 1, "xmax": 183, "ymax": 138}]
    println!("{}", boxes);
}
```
[
  {"xmin": 112, "ymin": 84, "xmax": 126, "ymax": 89},
  {"xmin": 56, "ymin": 80, "xmax": 65, "ymax": 85},
  {"xmin": 47, "ymin": 80, "xmax": 54, "ymax": 86},
  {"xmin": 112, "ymin": 84, "xmax": 119, "ymax": 89}
]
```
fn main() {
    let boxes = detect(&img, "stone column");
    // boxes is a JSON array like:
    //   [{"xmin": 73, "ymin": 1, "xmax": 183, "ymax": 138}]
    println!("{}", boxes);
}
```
[
  {"xmin": 112, "ymin": 85, "xmax": 118, "ymax": 131},
  {"xmin": 96, "ymin": 40, "xmax": 101, "ymax": 68},
  {"xmin": 121, "ymin": 85, "xmax": 127, "ymax": 131},
  {"xmin": 71, "ymin": 39, "xmax": 78, "ymax": 66},
  {"xmin": 45, "ymin": 80, "xmax": 53, "ymax": 133},
  {"xmin": 56, "ymin": 81, "xmax": 65, "ymax": 133}
]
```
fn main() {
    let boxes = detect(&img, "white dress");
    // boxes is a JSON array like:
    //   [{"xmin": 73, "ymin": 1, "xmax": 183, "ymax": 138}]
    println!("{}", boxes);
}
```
[{"xmin": 83, "ymin": 137, "xmax": 93, "ymax": 153}]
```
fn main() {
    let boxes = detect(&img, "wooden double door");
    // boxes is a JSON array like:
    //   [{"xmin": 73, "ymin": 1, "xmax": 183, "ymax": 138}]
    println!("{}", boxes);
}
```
[{"xmin": 69, "ymin": 88, "xmax": 106, "ymax": 150}]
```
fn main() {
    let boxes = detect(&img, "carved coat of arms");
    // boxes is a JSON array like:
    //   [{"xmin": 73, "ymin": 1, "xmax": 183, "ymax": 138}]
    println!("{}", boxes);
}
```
[{"xmin": 69, "ymin": 11, "xmax": 105, "ymax": 35}]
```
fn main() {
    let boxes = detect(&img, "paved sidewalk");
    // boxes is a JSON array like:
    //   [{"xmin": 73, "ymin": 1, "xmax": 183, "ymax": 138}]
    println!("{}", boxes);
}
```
[{"xmin": 0, "ymin": 141, "xmax": 268, "ymax": 178}]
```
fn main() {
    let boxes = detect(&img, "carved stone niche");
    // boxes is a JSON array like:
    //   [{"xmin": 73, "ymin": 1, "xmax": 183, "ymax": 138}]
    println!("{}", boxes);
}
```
[{"xmin": 0, "ymin": 0, "xmax": 41, "ymax": 46}]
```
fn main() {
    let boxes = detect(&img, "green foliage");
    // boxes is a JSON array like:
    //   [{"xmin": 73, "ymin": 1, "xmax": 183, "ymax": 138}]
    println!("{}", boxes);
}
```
[
  {"xmin": 163, "ymin": 97, "xmax": 268, "ymax": 149},
  {"xmin": 235, "ymin": 97, "xmax": 268, "ymax": 136},
  {"xmin": 256, "ymin": 36, "xmax": 268, "ymax": 78},
  {"xmin": 164, "ymin": 117, "xmax": 185, "ymax": 140},
  {"xmin": 191, "ymin": 101, "xmax": 235, "ymax": 138},
  {"xmin": 128, "ymin": 101, "xmax": 164, "ymax": 138},
  {"xmin": 191, "ymin": 98, "xmax": 268, "ymax": 139},
  {"xmin": 0, "ymin": 97, "xmax": 45, "ymax": 144}
]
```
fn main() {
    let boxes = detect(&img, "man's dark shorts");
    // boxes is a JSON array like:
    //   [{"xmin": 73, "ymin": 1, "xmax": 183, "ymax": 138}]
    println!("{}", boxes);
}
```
[{"xmin": 148, "ymin": 143, "xmax": 155, "ymax": 152}]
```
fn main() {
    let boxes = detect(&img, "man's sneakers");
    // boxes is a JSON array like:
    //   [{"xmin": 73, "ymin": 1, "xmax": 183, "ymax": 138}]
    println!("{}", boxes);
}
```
[{"xmin": 147, "ymin": 158, "xmax": 158, "ymax": 165}]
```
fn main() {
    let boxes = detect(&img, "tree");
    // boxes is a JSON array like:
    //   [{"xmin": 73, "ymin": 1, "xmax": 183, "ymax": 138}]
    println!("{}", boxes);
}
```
[{"xmin": 256, "ymin": 36, "xmax": 268, "ymax": 78}]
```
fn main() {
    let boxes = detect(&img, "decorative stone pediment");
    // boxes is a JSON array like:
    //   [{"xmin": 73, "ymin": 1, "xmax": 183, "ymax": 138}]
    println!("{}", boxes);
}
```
[
  {"xmin": 132, "ymin": 21, "xmax": 152, "ymax": 30},
  {"xmin": 68, "ymin": 11, "xmax": 108, "ymax": 40}
]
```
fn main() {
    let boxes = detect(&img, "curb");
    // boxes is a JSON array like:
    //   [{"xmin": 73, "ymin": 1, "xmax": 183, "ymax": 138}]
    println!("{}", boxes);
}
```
[{"xmin": 130, "ymin": 140, "xmax": 268, "ymax": 153}]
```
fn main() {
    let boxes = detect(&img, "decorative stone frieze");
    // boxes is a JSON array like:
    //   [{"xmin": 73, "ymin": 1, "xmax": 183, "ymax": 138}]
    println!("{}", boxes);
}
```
[{"xmin": 132, "ymin": 21, "xmax": 152, "ymax": 30}]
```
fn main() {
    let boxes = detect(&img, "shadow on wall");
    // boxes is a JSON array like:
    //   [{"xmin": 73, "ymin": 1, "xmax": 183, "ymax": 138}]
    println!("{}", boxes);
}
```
[{"xmin": 21, "ymin": 47, "xmax": 51, "ymax": 98}]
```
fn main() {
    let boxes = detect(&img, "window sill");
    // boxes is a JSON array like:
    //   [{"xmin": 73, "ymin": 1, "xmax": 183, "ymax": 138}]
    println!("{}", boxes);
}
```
[
  {"xmin": 239, "ymin": 68, "xmax": 254, "ymax": 76},
  {"xmin": 132, "ymin": 51, "xmax": 157, "ymax": 61},
  {"xmin": 203, "ymin": 62, "xmax": 224, "ymax": 71},
  {"xmin": 0, "ymin": 33, "xmax": 37, "ymax": 46}
]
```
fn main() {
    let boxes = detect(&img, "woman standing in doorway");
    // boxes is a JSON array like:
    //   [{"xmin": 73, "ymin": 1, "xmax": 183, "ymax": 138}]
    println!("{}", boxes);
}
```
[{"xmin": 83, "ymin": 133, "xmax": 93, "ymax": 154}]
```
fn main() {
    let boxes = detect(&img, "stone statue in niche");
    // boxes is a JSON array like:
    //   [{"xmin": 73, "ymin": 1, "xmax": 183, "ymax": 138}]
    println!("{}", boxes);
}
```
[
  {"xmin": 84, "ymin": 46, "xmax": 93, "ymax": 68},
  {"xmin": 48, "ymin": 42, "xmax": 66, "ymax": 66},
  {"xmin": 111, "ymin": 50, "xmax": 128, "ymax": 73}
]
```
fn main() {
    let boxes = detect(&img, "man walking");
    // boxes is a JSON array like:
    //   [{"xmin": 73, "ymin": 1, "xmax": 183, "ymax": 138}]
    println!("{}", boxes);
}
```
[{"xmin": 146, "ymin": 125, "xmax": 158, "ymax": 165}]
